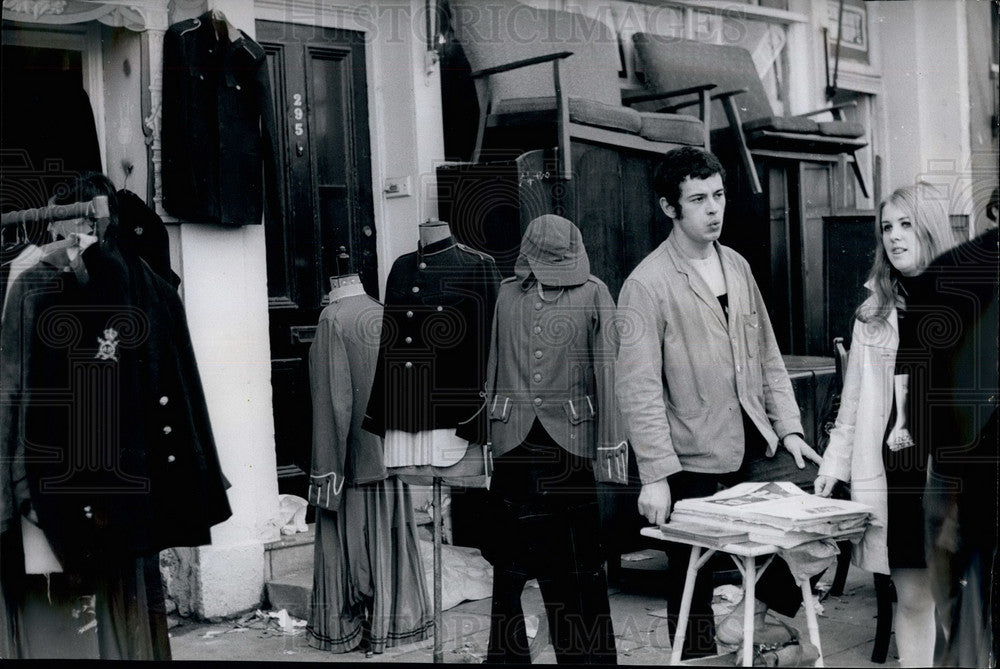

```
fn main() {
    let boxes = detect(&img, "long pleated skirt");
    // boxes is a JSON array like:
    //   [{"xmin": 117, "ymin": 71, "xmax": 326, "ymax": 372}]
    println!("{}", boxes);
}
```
[{"xmin": 307, "ymin": 477, "xmax": 432, "ymax": 654}]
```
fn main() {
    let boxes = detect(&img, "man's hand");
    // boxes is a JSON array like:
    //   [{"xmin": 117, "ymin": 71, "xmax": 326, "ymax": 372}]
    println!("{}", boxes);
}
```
[
  {"xmin": 814, "ymin": 475, "xmax": 839, "ymax": 497},
  {"xmin": 781, "ymin": 433, "xmax": 823, "ymax": 468},
  {"xmin": 638, "ymin": 479, "xmax": 672, "ymax": 525}
]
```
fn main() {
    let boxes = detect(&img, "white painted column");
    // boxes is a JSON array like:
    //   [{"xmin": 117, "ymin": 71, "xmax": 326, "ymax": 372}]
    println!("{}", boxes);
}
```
[{"xmin": 163, "ymin": 0, "xmax": 280, "ymax": 618}]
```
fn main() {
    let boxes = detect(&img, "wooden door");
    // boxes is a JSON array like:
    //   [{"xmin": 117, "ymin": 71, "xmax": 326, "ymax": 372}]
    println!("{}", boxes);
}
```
[{"xmin": 257, "ymin": 20, "xmax": 377, "ymax": 493}]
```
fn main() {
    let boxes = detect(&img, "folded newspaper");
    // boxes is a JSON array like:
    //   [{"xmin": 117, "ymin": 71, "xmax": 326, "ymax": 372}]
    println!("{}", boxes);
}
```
[{"xmin": 665, "ymin": 482, "xmax": 874, "ymax": 548}]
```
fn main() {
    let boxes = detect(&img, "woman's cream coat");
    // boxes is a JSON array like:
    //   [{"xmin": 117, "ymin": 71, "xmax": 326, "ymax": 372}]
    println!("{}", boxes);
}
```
[{"xmin": 818, "ymin": 293, "xmax": 898, "ymax": 575}]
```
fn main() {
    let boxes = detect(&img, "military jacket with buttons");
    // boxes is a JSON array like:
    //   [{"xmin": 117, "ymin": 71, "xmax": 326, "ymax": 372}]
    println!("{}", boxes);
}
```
[
  {"xmin": 0, "ymin": 235, "xmax": 232, "ymax": 572},
  {"xmin": 162, "ymin": 12, "xmax": 281, "ymax": 226},
  {"xmin": 363, "ymin": 236, "xmax": 500, "ymax": 445},
  {"xmin": 485, "ymin": 276, "xmax": 625, "ymax": 461}
]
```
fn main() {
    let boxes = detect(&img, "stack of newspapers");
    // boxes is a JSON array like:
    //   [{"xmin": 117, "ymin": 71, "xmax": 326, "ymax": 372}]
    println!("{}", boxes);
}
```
[{"xmin": 661, "ymin": 482, "xmax": 873, "ymax": 548}]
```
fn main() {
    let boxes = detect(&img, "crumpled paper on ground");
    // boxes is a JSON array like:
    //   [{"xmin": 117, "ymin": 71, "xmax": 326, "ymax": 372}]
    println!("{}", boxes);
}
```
[
  {"xmin": 418, "ymin": 539, "xmax": 493, "ymax": 611},
  {"xmin": 223, "ymin": 609, "xmax": 308, "ymax": 637}
]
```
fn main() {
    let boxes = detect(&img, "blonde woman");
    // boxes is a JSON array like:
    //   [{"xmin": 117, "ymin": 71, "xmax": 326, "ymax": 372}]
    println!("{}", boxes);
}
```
[{"xmin": 815, "ymin": 183, "xmax": 957, "ymax": 667}]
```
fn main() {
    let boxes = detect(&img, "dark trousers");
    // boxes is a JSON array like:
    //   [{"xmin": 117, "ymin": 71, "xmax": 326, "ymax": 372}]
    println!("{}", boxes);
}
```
[
  {"xmin": 485, "ymin": 421, "xmax": 616, "ymax": 665},
  {"xmin": 666, "ymin": 413, "xmax": 819, "ymax": 659}
]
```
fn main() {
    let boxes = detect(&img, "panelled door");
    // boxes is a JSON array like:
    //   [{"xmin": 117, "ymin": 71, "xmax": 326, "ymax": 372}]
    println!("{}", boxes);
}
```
[{"xmin": 257, "ymin": 20, "xmax": 378, "ymax": 494}]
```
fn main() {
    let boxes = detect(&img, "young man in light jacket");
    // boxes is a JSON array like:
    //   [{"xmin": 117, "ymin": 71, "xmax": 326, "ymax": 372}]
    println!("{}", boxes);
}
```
[{"xmin": 615, "ymin": 147, "xmax": 823, "ymax": 657}]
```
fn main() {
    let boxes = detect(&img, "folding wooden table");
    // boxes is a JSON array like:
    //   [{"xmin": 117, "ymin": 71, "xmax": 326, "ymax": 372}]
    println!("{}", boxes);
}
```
[{"xmin": 640, "ymin": 527, "xmax": 833, "ymax": 667}]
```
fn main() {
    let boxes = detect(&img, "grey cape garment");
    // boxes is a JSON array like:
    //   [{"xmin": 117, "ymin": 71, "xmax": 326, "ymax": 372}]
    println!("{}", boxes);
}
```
[{"xmin": 306, "ymin": 279, "xmax": 431, "ymax": 653}]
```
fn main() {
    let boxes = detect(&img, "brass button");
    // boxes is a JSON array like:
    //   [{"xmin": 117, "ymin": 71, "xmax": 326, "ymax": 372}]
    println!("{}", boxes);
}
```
[
  {"xmin": 162, "ymin": 425, "xmax": 172, "ymax": 435},
  {"xmin": 406, "ymin": 311, "xmax": 414, "ymax": 318},
  {"xmin": 436, "ymin": 306, "xmax": 443, "ymax": 312},
  {"xmin": 533, "ymin": 326, "xmax": 542, "ymax": 334},
  {"xmin": 412, "ymin": 286, "xmax": 420, "ymax": 293},
  {"xmin": 534, "ymin": 302, "xmax": 543, "ymax": 310},
  {"xmin": 235, "ymin": 84, "xmax": 241, "ymax": 91},
  {"xmin": 405, "ymin": 336, "xmax": 413, "ymax": 344},
  {"xmin": 159, "ymin": 396, "xmax": 169, "ymax": 406},
  {"xmin": 405, "ymin": 361, "xmax": 413, "ymax": 368},
  {"xmin": 533, "ymin": 373, "xmax": 542, "ymax": 382},
  {"xmin": 418, "ymin": 262, "xmax": 427, "ymax": 270},
  {"xmin": 533, "ymin": 397, "xmax": 542, "ymax": 406},
  {"xmin": 167, "ymin": 455, "xmax": 176, "ymax": 463},
  {"xmin": 534, "ymin": 350, "xmax": 543, "ymax": 359}
]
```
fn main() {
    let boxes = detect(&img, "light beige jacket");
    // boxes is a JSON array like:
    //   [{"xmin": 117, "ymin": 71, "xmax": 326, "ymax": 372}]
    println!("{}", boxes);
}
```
[
  {"xmin": 615, "ymin": 234, "xmax": 803, "ymax": 484},
  {"xmin": 819, "ymin": 292, "xmax": 896, "ymax": 575}
]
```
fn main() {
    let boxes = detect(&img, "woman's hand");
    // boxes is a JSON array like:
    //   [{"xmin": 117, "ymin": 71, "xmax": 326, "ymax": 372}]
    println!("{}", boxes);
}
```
[{"xmin": 814, "ymin": 475, "xmax": 839, "ymax": 497}]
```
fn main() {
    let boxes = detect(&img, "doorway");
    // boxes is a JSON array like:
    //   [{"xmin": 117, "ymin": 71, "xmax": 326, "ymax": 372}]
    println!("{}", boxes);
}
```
[{"xmin": 257, "ymin": 20, "xmax": 377, "ymax": 495}]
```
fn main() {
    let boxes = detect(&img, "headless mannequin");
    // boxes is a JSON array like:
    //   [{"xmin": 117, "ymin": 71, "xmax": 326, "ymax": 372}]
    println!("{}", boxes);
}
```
[
  {"xmin": 384, "ymin": 217, "xmax": 468, "ymax": 470},
  {"xmin": 418, "ymin": 219, "xmax": 451, "ymax": 247}
]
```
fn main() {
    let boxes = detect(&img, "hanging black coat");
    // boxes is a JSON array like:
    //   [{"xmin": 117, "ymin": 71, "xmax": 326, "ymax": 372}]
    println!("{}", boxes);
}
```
[
  {"xmin": 363, "ymin": 236, "xmax": 500, "ymax": 445},
  {"xmin": 161, "ymin": 12, "xmax": 281, "ymax": 227},
  {"xmin": 0, "ymin": 233, "xmax": 231, "ymax": 573}
]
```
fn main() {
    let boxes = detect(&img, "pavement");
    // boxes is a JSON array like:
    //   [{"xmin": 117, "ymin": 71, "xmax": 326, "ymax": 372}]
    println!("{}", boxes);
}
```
[{"xmin": 169, "ymin": 549, "xmax": 901, "ymax": 666}]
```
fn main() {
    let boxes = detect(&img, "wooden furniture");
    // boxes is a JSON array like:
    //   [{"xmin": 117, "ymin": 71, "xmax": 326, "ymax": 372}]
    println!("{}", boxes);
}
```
[
  {"xmin": 631, "ymin": 34, "xmax": 869, "ymax": 198},
  {"xmin": 641, "ymin": 526, "xmax": 851, "ymax": 667},
  {"xmin": 720, "ymin": 154, "xmax": 875, "ymax": 356},
  {"xmin": 447, "ymin": 0, "xmax": 712, "ymax": 179}
]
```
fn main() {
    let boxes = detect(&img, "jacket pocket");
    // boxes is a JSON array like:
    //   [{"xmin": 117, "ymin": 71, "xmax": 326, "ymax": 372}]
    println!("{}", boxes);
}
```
[
  {"xmin": 564, "ymin": 396, "xmax": 596, "ymax": 425},
  {"xmin": 743, "ymin": 315, "xmax": 760, "ymax": 358},
  {"xmin": 666, "ymin": 397, "xmax": 708, "ymax": 418},
  {"xmin": 489, "ymin": 395, "xmax": 512, "ymax": 423}
]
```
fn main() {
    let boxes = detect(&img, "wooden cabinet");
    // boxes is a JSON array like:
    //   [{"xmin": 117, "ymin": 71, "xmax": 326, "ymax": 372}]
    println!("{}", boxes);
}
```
[{"xmin": 722, "ymin": 152, "xmax": 875, "ymax": 356}]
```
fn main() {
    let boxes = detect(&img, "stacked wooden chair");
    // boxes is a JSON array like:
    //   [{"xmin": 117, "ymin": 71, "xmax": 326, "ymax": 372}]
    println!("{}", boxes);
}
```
[{"xmin": 631, "ymin": 34, "xmax": 869, "ymax": 197}]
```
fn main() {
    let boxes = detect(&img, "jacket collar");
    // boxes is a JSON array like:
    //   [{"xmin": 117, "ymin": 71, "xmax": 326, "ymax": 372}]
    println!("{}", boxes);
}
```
[
  {"xmin": 417, "ymin": 235, "xmax": 457, "ymax": 261},
  {"xmin": 664, "ymin": 233, "xmax": 733, "ymax": 328},
  {"xmin": 860, "ymin": 279, "xmax": 899, "ymax": 338},
  {"xmin": 329, "ymin": 274, "xmax": 366, "ymax": 302}
]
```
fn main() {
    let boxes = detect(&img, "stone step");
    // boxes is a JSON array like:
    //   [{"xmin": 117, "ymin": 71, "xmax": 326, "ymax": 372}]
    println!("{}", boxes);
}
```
[
  {"xmin": 264, "ymin": 566, "xmax": 312, "ymax": 621},
  {"xmin": 264, "ymin": 525, "xmax": 315, "ymax": 581}
]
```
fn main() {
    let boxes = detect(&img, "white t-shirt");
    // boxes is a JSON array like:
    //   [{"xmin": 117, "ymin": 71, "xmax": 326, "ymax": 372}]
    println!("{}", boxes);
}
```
[{"xmin": 688, "ymin": 246, "xmax": 727, "ymax": 297}]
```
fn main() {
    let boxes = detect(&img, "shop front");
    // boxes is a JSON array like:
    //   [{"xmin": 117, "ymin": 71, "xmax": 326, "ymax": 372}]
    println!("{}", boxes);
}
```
[{"xmin": 1, "ymin": 0, "xmax": 995, "ymax": 630}]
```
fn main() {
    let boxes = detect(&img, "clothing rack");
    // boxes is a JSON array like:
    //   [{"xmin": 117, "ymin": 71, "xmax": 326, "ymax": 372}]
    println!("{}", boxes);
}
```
[{"xmin": 1, "ymin": 196, "xmax": 111, "ymax": 229}]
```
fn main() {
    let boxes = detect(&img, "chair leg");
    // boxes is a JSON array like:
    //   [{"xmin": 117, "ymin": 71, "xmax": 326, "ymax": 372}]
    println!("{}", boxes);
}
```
[
  {"xmin": 849, "ymin": 152, "xmax": 869, "ymax": 199},
  {"xmin": 720, "ymin": 97, "xmax": 762, "ymax": 195},
  {"xmin": 472, "ymin": 100, "xmax": 489, "ymax": 164},
  {"xmin": 871, "ymin": 573, "xmax": 894, "ymax": 664}
]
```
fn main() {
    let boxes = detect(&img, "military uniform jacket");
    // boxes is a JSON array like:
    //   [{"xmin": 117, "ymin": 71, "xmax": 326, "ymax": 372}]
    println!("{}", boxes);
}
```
[
  {"xmin": 162, "ymin": 12, "xmax": 281, "ymax": 226},
  {"xmin": 308, "ymin": 288, "xmax": 387, "ymax": 511},
  {"xmin": 0, "ymin": 235, "xmax": 232, "ymax": 572},
  {"xmin": 363, "ymin": 236, "xmax": 500, "ymax": 445},
  {"xmin": 486, "ymin": 276, "xmax": 625, "ymax": 460}
]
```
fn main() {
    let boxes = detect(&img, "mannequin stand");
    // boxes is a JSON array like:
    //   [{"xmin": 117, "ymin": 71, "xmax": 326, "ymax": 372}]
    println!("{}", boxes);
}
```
[{"xmin": 433, "ymin": 477, "xmax": 443, "ymax": 663}]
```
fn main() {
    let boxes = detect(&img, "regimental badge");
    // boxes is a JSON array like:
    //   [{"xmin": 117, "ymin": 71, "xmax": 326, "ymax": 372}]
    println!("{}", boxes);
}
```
[{"xmin": 95, "ymin": 327, "xmax": 120, "ymax": 361}]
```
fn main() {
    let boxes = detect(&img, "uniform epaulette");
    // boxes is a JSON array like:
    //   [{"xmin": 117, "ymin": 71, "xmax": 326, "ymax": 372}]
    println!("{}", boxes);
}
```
[
  {"xmin": 238, "ymin": 33, "xmax": 265, "ymax": 60},
  {"xmin": 586, "ymin": 275, "xmax": 605, "ymax": 287},
  {"xmin": 456, "ymin": 243, "xmax": 493, "ymax": 263},
  {"xmin": 172, "ymin": 17, "xmax": 200, "ymax": 36}
]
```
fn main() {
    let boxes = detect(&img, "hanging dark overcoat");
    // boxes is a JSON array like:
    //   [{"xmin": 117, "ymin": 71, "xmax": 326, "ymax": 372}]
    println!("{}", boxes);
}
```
[
  {"xmin": 161, "ymin": 11, "xmax": 281, "ymax": 226},
  {"xmin": 0, "ymin": 234, "xmax": 232, "ymax": 573}
]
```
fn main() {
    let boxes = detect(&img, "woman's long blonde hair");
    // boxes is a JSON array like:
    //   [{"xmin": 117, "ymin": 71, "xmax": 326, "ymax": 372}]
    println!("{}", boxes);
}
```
[{"xmin": 856, "ymin": 183, "xmax": 958, "ymax": 323}]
